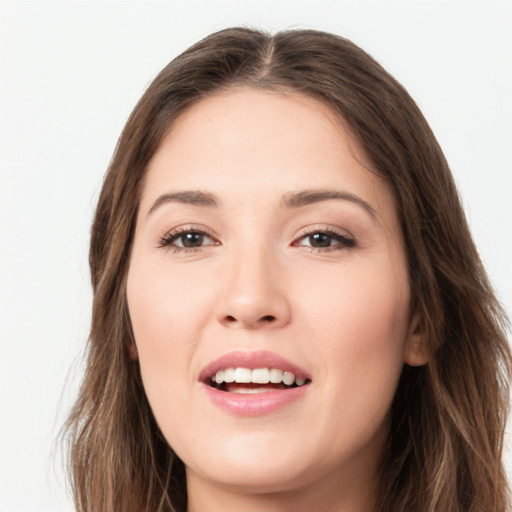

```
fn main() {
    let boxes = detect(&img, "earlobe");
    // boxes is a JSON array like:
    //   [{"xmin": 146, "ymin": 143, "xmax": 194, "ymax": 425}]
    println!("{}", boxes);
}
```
[
  {"xmin": 129, "ymin": 342, "xmax": 139, "ymax": 361},
  {"xmin": 404, "ymin": 312, "xmax": 430, "ymax": 367}
]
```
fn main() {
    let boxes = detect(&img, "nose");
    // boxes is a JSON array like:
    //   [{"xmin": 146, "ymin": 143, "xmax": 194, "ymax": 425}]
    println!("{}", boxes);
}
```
[{"xmin": 215, "ymin": 248, "xmax": 291, "ymax": 330}]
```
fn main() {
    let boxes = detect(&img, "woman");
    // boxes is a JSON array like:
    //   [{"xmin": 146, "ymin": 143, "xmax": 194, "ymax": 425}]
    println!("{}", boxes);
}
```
[{"xmin": 64, "ymin": 27, "xmax": 511, "ymax": 511}]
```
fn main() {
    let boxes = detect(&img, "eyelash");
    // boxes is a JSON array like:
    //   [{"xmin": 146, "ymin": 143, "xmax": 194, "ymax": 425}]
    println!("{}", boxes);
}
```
[
  {"xmin": 158, "ymin": 226, "xmax": 356, "ymax": 254},
  {"xmin": 292, "ymin": 227, "xmax": 355, "ymax": 252},
  {"xmin": 158, "ymin": 226, "xmax": 218, "ymax": 254}
]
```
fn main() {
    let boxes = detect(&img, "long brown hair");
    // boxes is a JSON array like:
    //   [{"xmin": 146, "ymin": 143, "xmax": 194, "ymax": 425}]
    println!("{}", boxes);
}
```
[{"xmin": 64, "ymin": 27, "xmax": 511, "ymax": 511}]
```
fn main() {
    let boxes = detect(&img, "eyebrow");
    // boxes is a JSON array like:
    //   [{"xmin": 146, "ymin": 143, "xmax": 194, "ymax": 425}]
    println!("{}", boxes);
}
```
[
  {"xmin": 147, "ymin": 188, "xmax": 376, "ymax": 219},
  {"xmin": 282, "ymin": 189, "xmax": 376, "ymax": 219},
  {"xmin": 147, "ymin": 190, "xmax": 219, "ymax": 216}
]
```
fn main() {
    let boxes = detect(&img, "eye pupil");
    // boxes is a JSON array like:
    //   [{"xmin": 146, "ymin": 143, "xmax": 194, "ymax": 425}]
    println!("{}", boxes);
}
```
[
  {"xmin": 182, "ymin": 233, "xmax": 203, "ymax": 247},
  {"xmin": 310, "ymin": 233, "xmax": 331, "ymax": 247}
]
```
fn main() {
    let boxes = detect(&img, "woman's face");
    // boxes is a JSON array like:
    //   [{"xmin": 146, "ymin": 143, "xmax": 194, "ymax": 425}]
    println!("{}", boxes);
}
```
[{"xmin": 127, "ymin": 88, "xmax": 423, "ymax": 501}]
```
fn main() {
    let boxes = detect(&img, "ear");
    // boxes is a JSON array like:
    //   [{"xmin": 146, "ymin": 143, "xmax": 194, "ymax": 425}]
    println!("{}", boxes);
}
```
[
  {"xmin": 129, "ymin": 342, "xmax": 138, "ymax": 361},
  {"xmin": 403, "ymin": 311, "xmax": 430, "ymax": 366}
]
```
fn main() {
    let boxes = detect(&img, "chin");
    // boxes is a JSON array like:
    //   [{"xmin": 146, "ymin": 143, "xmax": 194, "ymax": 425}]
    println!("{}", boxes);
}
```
[
  {"xmin": 187, "ymin": 457, "xmax": 311, "ymax": 495},
  {"xmin": 175, "ymin": 428, "xmax": 309, "ymax": 492}
]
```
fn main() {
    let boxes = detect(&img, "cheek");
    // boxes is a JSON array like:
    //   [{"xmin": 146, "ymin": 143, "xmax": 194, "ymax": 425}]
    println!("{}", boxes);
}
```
[
  {"xmin": 126, "ymin": 260, "xmax": 214, "ymax": 417},
  {"xmin": 302, "ymin": 258, "xmax": 410, "ymax": 409},
  {"xmin": 304, "ymin": 253, "xmax": 409, "ymax": 322},
  {"xmin": 127, "ymin": 259, "xmax": 213, "ymax": 353}
]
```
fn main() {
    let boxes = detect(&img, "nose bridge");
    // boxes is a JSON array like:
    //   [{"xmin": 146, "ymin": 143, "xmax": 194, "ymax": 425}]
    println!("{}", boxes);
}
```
[{"xmin": 217, "ymin": 238, "xmax": 290, "ymax": 329}]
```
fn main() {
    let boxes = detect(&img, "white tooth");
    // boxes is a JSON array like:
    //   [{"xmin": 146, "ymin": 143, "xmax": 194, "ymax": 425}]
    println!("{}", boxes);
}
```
[
  {"xmin": 224, "ymin": 368, "xmax": 235, "ymax": 383},
  {"xmin": 283, "ymin": 371, "xmax": 295, "ymax": 386},
  {"xmin": 295, "ymin": 377, "xmax": 306, "ymax": 386},
  {"xmin": 234, "ymin": 368, "xmax": 252, "ymax": 383},
  {"xmin": 215, "ymin": 370, "xmax": 225, "ymax": 384},
  {"xmin": 211, "ymin": 375, "xmax": 216, "ymax": 383},
  {"xmin": 269, "ymin": 368, "xmax": 284, "ymax": 383},
  {"xmin": 252, "ymin": 368, "xmax": 270, "ymax": 384}
]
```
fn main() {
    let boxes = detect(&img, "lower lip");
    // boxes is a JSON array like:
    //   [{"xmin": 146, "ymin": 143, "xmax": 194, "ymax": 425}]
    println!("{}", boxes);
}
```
[{"xmin": 201, "ymin": 383, "xmax": 309, "ymax": 416}]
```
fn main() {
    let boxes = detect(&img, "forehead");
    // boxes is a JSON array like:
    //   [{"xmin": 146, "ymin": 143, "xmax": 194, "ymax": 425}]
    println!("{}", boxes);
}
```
[{"xmin": 141, "ymin": 87, "xmax": 395, "ymax": 219}]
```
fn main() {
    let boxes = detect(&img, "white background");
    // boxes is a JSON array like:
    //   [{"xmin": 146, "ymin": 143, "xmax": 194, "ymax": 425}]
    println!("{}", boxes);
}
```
[{"xmin": 1, "ymin": 1, "xmax": 511, "ymax": 510}]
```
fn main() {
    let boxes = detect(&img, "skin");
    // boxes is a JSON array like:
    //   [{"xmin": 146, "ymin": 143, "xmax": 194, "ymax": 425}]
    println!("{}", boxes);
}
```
[{"xmin": 127, "ymin": 88, "xmax": 426, "ymax": 512}]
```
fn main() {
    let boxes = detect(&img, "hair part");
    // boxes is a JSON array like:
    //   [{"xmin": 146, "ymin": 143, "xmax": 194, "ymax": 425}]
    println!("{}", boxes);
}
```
[{"xmin": 64, "ymin": 27, "xmax": 511, "ymax": 512}]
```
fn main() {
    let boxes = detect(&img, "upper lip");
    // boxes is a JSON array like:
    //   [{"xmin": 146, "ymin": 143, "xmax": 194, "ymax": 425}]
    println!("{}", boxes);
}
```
[{"xmin": 198, "ymin": 350, "xmax": 311, "ymax": 383}]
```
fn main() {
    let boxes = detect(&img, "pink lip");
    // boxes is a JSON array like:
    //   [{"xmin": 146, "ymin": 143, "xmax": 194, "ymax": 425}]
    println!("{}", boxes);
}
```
[
  {"xmin": 198, "ymin": 350, "xmax": 311, "ymax": 416},
  {"xmin": 202, "ymin": 384, "xmax": 308, "ymax": 416}
]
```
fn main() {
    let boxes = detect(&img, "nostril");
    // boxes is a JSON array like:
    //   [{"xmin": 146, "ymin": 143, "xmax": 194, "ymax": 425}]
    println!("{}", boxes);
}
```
[
  {"xmin": 225, "ymin": 315, "xmax": 275, "ymax": 322},
  {"xmin": 221, "ymin": 313, "xmax": 281, "ymax": 327}
]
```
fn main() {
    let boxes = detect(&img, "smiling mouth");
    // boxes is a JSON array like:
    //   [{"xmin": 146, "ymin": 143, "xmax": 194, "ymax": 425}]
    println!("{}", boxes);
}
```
[{"xmin": 208, "ymin": 367, "xmax": 311, "ymax": 394}]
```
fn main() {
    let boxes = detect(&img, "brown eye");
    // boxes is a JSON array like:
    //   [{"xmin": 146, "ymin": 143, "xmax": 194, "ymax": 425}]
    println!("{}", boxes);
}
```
[
  {"xmin": 159, "ymin": 229, "xmax": 216, "ymax": 251},
  {"xmin": 308, "ymin": 233, "xmax": 332, "ymax": 248},
  {"xmin": 295, "ymin": 230, "xmax": 355, "ymax": 250},
  {"xmin": 179, "ymin": 232, "xmax": 206, "ymax": 247}
]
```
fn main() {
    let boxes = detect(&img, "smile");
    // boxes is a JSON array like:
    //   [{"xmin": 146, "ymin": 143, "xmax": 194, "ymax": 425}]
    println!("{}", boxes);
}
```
[{"xmin": 199, "ymin": 351, "xmax": 312, "ymax": 415}]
